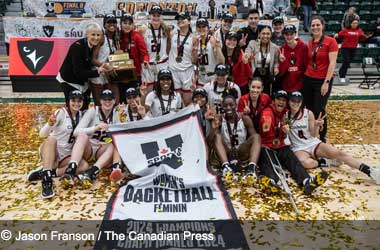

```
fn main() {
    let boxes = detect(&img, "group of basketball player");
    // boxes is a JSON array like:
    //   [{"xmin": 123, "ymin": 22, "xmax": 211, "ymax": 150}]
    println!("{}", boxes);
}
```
[{"xmin": 27, "ymin": 7, "xmax": 380, "ymax": 199}]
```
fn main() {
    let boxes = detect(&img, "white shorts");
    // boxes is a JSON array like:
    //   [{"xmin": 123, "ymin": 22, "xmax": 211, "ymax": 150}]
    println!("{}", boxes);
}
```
[
  {"xmin": 291, "ymin": 140, "xmax": 322, "ymax": 158},
  {"xmin": 170, "ymin": 67, "xmax": 195, "ymax": 91},
  {"xmin": 89, "ymin": 139, "xmax": 103, "ymax": 160},
  {"xmin": 38, "ymin": 143, "xmax": 71, "ymax": 167},
  {"xmin": 141, "ymin": 61, "xmax": 169, "ymax": 85},
  {"xmin": 56, "ymin": 143, "xmax": 72, "ymax": 163}
]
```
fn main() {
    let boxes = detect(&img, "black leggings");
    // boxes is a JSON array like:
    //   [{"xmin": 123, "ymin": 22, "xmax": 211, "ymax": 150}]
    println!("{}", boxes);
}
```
[
  {"xmin": 302, "ymin": 75, "xmax": 333, "ymax": 143},
  {"xmin": 258, "ymin": 147, "xmax": 310, "ymax": 186}
]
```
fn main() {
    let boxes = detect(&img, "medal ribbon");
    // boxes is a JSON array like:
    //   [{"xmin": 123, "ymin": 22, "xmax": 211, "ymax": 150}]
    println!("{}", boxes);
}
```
[{"xmin": 177, "ymin": 30, "xmax": 191, "ymax": 59}]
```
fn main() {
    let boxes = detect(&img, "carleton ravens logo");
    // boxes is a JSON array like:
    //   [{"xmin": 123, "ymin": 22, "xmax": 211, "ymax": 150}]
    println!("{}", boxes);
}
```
[
  {"xmin": 43, "ymin": 25, "xmax": 54, "ymax": 37},
  {"xmin": 141, "ymin": 135, "xmax": 184, "ymax": 169},
  {"xmin": 17, "ymin": 39, "xmax": 53, "ymax": 75}
]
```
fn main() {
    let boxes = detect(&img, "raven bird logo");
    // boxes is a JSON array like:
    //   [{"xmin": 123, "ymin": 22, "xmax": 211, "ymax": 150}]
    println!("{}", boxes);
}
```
[
  {"xmin": 17, "ymin": 39, "xmax": 53, "ymax": 75},
  {"xmin": 43, "ymin": 25, "xmax": 54, "ymax": 37}
]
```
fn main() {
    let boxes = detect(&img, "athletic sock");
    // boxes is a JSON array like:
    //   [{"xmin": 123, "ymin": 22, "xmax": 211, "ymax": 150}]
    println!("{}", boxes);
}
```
[
  {"xmin": 222, "ymin": 162, "xmax": 229, "ymax": 167},
  {"xmin": 359, "ymin": 163, "xmax": 371, "ymax": 177},
  {"xmin": 51, "ymin": 168, "xmax": 57, "ymax": 177},
  {"xmin": 303, "ymin": 178, "xmax": 310, "ymax": 186},
  {"xmin": 69, "ymin": 160, "xmax": 78, "ymax": 165}
]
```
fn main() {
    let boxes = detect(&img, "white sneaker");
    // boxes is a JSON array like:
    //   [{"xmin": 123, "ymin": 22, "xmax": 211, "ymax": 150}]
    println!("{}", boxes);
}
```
[
  {"xmin": 370, "ymin": 167, "xmax": 380, "ymax": 185},
  {"xmin": 340, "ymin": 78, "xmax": 346, "ymax": 83},
  {"xmin": 326, "ymin": 158, "xmax": 342, "ymax": 167}
]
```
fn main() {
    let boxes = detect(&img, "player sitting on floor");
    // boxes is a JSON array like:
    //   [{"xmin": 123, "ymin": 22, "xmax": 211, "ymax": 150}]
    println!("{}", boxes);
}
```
[
  {"xmin": 286, "ymin": 91, "xmax": 380, "ymax": 185},
  {"xmin": 60, "ymin": 89, "xmax": 121, "ymax": 188},
  {"xmin": 213, "ymin": 91, "xmax": 261, "ymax": 181},
  {"xmin": 111, "ymin": 87, "xmax": 150, "ymax": 182},
  {"xmin": 258, "ymin": 90, "xmax": 329, "ymax": 195},
  {"xmin": 28, "ymin": 90, "xmax": 89, "ymax": 198}
]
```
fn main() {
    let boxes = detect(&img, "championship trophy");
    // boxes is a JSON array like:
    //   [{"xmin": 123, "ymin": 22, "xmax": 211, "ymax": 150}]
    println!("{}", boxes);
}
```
[{"xmin": 107, "ymin": 52, "xmax": 137, "ymax": 83}]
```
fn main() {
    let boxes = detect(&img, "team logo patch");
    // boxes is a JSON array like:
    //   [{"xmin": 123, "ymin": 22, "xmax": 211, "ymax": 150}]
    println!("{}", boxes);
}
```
[
  {"xmin": 43, "ymin": 25, "xmax": 54, "ymax": 37},
  {"xmin": 17, "ymin": 39, "xmax": 53, "ymax": 75},
  {"xmin": 141, "ymin": 134, "xmax": 184, "ymax": 169}
]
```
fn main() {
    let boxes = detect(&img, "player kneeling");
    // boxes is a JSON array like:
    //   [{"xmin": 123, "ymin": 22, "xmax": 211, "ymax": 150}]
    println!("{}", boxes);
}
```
[
  {"xmin": 287, "ymin": 91, "xmax": 380, "ymax": 185},
  {"xmin": 212, "ymin": 91, "xmax": 261, "ymax": 181},
  {"xmin": 258, "ymin": 90, "xmax": 329, "ymax": 195},
  {"xmin": 27, "ymin": 91, "xmax": 89, "ymax": 198}
]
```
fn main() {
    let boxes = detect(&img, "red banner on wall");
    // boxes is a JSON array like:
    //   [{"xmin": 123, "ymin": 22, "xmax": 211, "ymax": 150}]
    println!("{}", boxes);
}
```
[{"xmin": 9, "ymin": 37, "xmax": 77, "ymax": 76}]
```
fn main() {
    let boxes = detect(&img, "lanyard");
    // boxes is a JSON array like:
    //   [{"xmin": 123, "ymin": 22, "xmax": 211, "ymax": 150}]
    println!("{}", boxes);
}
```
[
  {"xmin": 66, "ymin": 107, "xmax": 80, "ymax": 143},
  {"xmin": 311, "ymin": 35, "xmax": 324, "ymax": 70},
  {"xmin": 128, "ymin": 106, "xmax": 141, "ymax": 121},
  {"xmin": 150, "ymin": 24, "xmax": 161, "ymax": 59},
  {"xmin": 220, "ymin": 30, "xmax": 225, "ymax": 45},
  {"xmin": 126, "ymin": 31, "xmax": 132, "ymax": 53},
  {"xmin": 177, "ymin": 30, "xmax": 191, "ymax": 58},
  {"xmin": 199, "ymin": 34, "xmax": 210, "ymax": 65},
  {"xmin": 225, "ymin": 115, "xmax": 239, "ymax": 149},
  {"xmin": 213, "ymin": 80, "xmax": 230, "ymax": 97},
  {"xmin": 104, "ymin": 31, "xmax": 115, "ymax": 55},
  {"xmin": 99, "ymin": 107, "xmax": 113, "ymax": 124},
  {"xmin": 269, "ymin": 106, "xmax": 281, "ymax": 140},
  {"xmin": 158, "ymin": 94, "xmax": 173, "ymax": 115},
  {"xmin": 289, "ymin": 52, "xmax": 296, "ymax": 65},
  {"xmin": 260, "ymin": 44, "xmax": 269, "ymax": 68},
  {"xmin": 249, "ymin": 95, "xmax": 261, "ymax": 118}
]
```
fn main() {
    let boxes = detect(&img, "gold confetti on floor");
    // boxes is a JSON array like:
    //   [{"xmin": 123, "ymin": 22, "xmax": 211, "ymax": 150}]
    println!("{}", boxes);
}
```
[{"xmin": 0, "ymin": 102, "xmax": 379, "ymax": 221}]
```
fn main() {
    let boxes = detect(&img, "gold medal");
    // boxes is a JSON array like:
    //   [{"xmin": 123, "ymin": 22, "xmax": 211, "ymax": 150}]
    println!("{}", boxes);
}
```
[
  {"xmin": 259, "ymin": 68, "xmax": 266, "ymax": 75},
  {"xmin": 176, "ymin": 56, "xmax": 182, "ymax": 63},
  {"xmin": 199, "ymin": 65, "xmax": 206, "ymax": 73},
  {"xmin": 273, "ymin": 138, "xmax": 280, "ymax": 146}
]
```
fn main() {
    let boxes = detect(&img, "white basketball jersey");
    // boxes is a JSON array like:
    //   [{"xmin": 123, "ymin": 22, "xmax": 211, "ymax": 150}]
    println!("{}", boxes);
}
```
[
  {"xmin": 203, "ymin": 81, "xmax": 242, "ymax": 107},
  {"xmin": 144, "ymin": 26, "xmax": 169, "ymax": 63},
  {"xmin": 221, "ymin": 116, "xmax": 247, "ymax": 149},
  {"xmin": 198, "ymin": 35, "xmax": 217, "ymax": 74},
  {"xmin": 169, "ymin": 30, "xmax": 193, "ymax": 71},
  {"xmin": 50, "ymin": 108, "xmax": 82, "ymax": 147},
  {"xmin": 288, "ymin": 108, "xmax": 320, "ymax": 150}
]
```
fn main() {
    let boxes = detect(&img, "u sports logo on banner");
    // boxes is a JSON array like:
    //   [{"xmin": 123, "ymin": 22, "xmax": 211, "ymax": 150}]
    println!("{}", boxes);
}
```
[
  {"xmin": 141, "ymin": 134, "xmax": 184, "ymax": 169},
  {"xmin": 17, "ymin": 39, "xmax": 54, "ymax": 75}
]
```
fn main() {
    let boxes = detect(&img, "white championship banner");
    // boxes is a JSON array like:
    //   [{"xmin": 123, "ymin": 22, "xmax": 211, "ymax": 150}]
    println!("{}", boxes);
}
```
[{"xmin": 95, "ymin": 106, "xmax": 248, "ymax": 249}]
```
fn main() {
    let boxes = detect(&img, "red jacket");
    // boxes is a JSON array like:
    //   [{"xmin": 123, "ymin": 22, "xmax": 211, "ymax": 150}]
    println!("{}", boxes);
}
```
[
  {"xmin": 228, "ymin": 51, "xmax": 253, "ymax": 87},
  {"xmin": 337, "ymin": 28, "xmax": 368, "ymax": 49},
  {"xmin": 278, "ymin": 38, "xmax": 308, "ymax": 92},
  {"xmin": 237, "ymin": 93, "xmax": 272, "ymax": 127},
  {"xmin": 119, "ymin": 28, "xmax": 149, "ymax": 76},
  {"xmin": 259, "ymin": 103, "xmax": 288, "ymax": 149}
]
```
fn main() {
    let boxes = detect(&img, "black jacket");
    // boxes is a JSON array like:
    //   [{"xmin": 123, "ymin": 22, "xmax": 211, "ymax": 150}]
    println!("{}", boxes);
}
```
[
  {"xmin": 237, "ymin": 26, "xmax": 258, "ymax": 50},
  {"xmin": 59, "ymin": 38, "xmax": 99, "ymax": 85}
]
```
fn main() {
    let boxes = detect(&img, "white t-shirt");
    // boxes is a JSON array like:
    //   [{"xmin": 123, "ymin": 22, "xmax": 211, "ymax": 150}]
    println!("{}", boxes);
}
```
[{"xmin": 145, "ymin": 91, "xmax": 182, "ymax": 117}]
